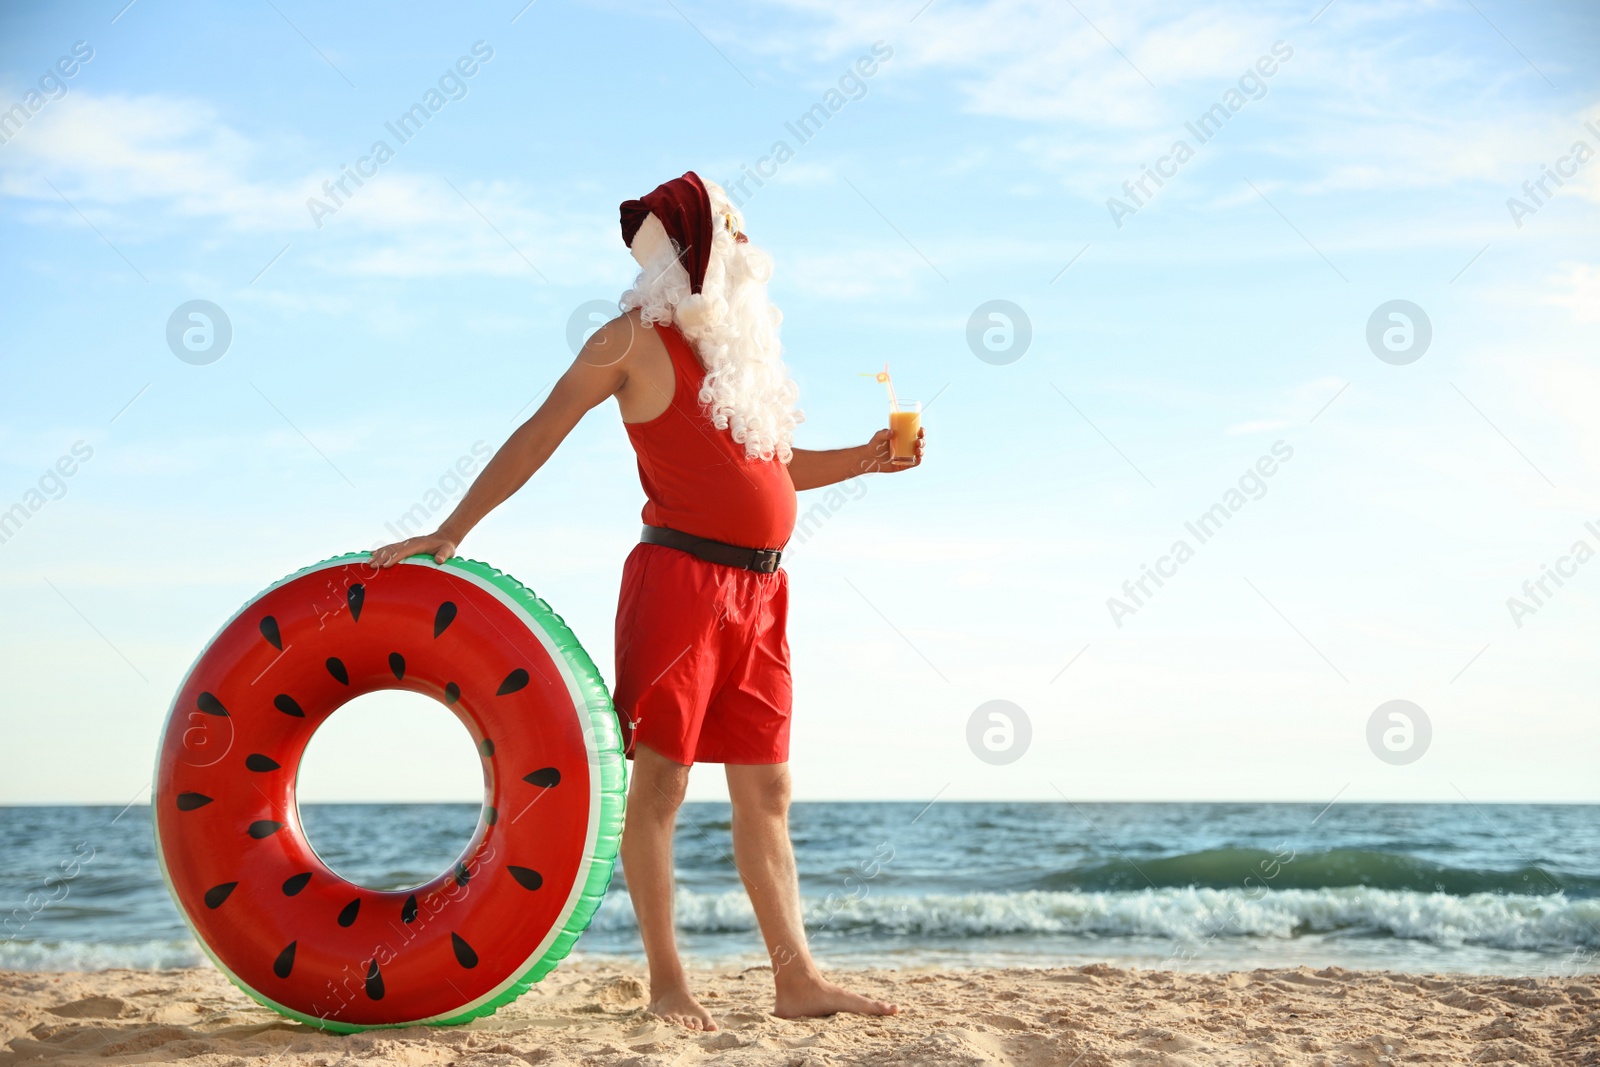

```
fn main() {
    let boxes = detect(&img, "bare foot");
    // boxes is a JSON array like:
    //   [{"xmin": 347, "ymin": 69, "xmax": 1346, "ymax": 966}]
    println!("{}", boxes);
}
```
[
  {"xmin": 773, "ymin": 976, "xmax": 898, "ymax": 1019},
  {"xmin": 648, "ymin": 986, "xmax": 718, "ymax": 1031}
]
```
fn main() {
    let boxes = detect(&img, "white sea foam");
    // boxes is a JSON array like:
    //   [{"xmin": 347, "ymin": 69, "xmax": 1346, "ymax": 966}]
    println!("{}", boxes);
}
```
[
  {"xmin": 5, "ymin": 888, "xmax": 1594, "ymax": 971},
  {"xmin": 0, "ymin": 939, "xmax": 207, "ymax": 972},
  {"xmin": 590, "ymin": 886, "xmax": 1600, "ymax": 951}
]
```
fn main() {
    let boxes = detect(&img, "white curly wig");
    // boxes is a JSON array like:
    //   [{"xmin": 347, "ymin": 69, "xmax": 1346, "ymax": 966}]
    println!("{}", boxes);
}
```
[{"xmin": 620, "ymin": 178, "xmax": 803, "ymax": 463}]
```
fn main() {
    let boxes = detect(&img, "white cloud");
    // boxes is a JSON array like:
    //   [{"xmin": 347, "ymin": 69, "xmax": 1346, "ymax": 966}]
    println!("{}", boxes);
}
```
[
  {"xmin": 0, "ymin": 92, "xmax": 621, "ymax": 282},
  {"xmin": 782, "ymin": 244, "xmax": 926, "ymax": 299},
  {"xmin": 734, "ymin": 0, "xmax": 1600, "ymax": 205},
  {"xmin": 746, "ymin": 0, "xmax": 1282, "ymax": 121},
  {"xmin": 1226, "ymin": 418, "xmax": 1293, "ymax": 435},
  {"xmin": 0, "ymin": 92, "xmax": 300, "ymax": 230},
  {"xmin": 1542, "ymin": 261, "xmax": 1600, "ymax": 323}
]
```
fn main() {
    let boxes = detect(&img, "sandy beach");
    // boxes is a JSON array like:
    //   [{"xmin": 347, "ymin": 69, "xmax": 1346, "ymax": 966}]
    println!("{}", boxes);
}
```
[{"xmin": 2, "ymin": 962, "xmax": 1594, "ymax": 1066}]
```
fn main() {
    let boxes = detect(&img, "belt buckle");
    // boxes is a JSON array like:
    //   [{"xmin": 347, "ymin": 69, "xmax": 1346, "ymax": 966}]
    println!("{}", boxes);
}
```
[{"xmin": 754, "ymin": 549, "xmax": 780, "ymax": 574}]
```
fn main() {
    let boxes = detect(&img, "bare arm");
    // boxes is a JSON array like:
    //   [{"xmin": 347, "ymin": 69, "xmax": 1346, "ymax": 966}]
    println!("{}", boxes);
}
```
[
  {"xmin": 787, "ymin": 426, "xmax": 925, "ymax": 491},
  {"xmin": 370, "ymin": 315, "xmax": 639, "ymax": 567}
]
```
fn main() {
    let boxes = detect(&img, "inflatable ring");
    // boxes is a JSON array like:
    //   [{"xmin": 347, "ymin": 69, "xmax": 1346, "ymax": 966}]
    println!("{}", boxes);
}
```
[{"xmin": 152, "ymin": 552, "xmax": 626, "ymax": 1032}]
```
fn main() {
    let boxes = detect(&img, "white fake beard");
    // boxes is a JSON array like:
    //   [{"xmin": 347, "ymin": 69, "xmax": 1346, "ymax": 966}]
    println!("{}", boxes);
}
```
[{"xmin": 620, "ymin": 220, "xmax": 802, "ymax": 463}]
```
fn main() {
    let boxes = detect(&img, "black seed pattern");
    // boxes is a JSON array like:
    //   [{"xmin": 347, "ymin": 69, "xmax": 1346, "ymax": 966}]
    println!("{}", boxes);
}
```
[
  {"xmin": 454, "ymin": 863, "xmax": 470, "ymax": 887},
  {"xmin": 176, "ymin": 792, "xmax": 213, "ymax": 811},
  {"xmin": 451, "ymin": 932, "xmax": 479, "ymax": 969},
  {"xmin": 325, "ymin": 657, "xmax": 349, "ymax": 685},
  {"xmin": 338, "ymin": 898, "xmax": 361, "ymax": 927},
  {"xmin": 434, "ymin": 601, "xmax": 458, "ymax": 638},
  {"xmin": 347, "ymin": 583, "xmax": 365, "ymax": 621},
  {"xmin": 496, "ymin": 669, "xmax": 529, "ymax": 696},
  {"xmin": 401, "ymin": 894, "xmax": 418, "ymax": 924},
  {"xmin": 484, "ymin": 807, "xmax": 498, "ymax": 826},
  {"xmin": 248, "ymin": 820, "xmax": 284, "ymax": 839},
  {"xmin": 273, "ymin": 941, "xmax": 296, "ymax": 979},
  {"xmin": 260, "ymin": 616, "xmax": 282, "ymax": 650},
  {"xmin": 507, "ymin": 866, "xmax": 543, "ymax": 891},
  {"xmin": 523, "ymin": 767, "xmax": 561, "ymax": 788},
  {"xmin": 444, "ymin": 682, "xmax": 461, "ymax": 705},
  {"xmin": 365, "ymin": 959, "xmax": 384, "ymax": 1000},
  {"xmin": 282, "ymin": 872, "xmax": 312, "ymax": 896},
  {"xmin": 389, "ymin": 652, "xmax": 405, "ymax": 680},
  {"xmin": 479, "ymin": 738, "xmax": 494, "ymax": 757},
  {"xmin": 196, "ymin": 692, "xmax": 228, "ymax": 717},
  {"xmin": 274, "ymin": 694, "xmax": 304, "ymax": 717},
  {"xmin": 246, "ymin": 754, "xmax": 280, "ymax": 772},
  {"xmin": 204, "ymin": 882, "xmax": 238, "ymax": 909}
]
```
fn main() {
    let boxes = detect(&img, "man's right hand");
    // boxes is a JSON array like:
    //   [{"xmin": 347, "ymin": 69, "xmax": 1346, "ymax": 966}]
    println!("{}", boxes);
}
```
[{"xmin": 371, "ymin": 533, "xmax": 458, "ymax": 568}]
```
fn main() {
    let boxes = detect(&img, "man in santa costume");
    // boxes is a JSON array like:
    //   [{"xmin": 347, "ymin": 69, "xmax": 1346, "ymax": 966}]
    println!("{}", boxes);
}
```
[{"xmin": 374, "ymin": 171, "xmax": 923, "ymax": 1029}]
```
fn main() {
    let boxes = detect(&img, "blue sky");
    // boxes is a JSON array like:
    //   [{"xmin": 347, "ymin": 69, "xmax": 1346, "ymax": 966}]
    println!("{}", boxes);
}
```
[{"xmin": 2, "ymin": 0, "xmax": 1597, "ymax": 804}]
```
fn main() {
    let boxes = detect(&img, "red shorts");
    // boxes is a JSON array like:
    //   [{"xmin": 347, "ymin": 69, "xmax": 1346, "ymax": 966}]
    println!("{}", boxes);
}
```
[{"xmin": 612, "ymin": 542, "xmax": 792, "ymax": 765}]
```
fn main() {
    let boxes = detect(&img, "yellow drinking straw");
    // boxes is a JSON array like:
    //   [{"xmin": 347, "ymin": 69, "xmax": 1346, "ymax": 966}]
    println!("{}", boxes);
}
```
[{"xmin": 859, "ymin": 363, "xmax": 898, "ymax": 412}]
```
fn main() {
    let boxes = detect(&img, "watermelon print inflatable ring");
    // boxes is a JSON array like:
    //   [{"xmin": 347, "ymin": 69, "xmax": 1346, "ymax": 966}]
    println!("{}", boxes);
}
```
[{"xmin": 152, "ymin": 552, "xmax": 626, "ymax": 1032}]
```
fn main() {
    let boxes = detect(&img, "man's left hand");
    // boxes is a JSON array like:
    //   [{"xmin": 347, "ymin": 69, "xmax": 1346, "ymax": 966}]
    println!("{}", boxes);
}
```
[{"xmin": 863, "ymin": 426, "xmax": 925, "ymax": 473}]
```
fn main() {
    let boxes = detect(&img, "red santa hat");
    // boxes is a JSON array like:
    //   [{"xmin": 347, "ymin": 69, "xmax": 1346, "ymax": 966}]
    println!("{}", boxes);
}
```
[{"xmin": 619, "ymin": 171, "xmax": 714, "ymax": 294}]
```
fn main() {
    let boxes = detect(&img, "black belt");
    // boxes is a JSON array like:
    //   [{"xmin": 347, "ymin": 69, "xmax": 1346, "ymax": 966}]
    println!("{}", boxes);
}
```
[{"xmin": 640, "ymin": 525, "xmax": 783, "ymax": 574}]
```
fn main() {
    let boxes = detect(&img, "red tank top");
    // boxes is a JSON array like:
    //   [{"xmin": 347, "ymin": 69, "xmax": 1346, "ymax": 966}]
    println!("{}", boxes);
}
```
[{"xmin": 624, "ymin": 323, "xmax": 797, "ymax": 550}]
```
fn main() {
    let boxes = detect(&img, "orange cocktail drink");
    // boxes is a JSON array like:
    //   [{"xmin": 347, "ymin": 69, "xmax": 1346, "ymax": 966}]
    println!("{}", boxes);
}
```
[{"xmin": 890, "ymin": 401, "xmax": 921, "ymax": 465}]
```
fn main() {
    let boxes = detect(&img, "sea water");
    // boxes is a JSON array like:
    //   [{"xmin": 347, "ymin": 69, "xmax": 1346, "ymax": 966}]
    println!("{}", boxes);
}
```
[{"xmin": 2, "ymin": 802, "xmax": 1596, "ymax": 976}]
